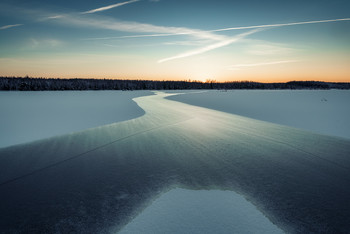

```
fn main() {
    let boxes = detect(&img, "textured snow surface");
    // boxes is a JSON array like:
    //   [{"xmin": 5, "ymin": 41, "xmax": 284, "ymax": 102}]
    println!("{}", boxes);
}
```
[
  {"xmin": 119, "ymin": 188, "xmax": 284, "ymax": 234},
  {"xmin": 0, "ymin": 91, "xmax": 152, "ymax": 148},
  {"xmin": 167, "ymin": 90, "xmax": 350, "ymax": 138}
]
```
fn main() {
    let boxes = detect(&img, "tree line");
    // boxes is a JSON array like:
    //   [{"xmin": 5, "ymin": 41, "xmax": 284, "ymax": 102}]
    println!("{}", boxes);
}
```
[{"xmin": 0, "ymin": 77, "xmax": 349, "ymax": 91}]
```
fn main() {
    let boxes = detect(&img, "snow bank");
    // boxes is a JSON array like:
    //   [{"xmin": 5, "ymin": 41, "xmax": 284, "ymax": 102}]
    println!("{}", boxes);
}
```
[
  {"xmin": 119, "ymin": 188, "xmax": 283, "ymax": 234},
  {"xmin": 0, "ymin": 91, "xmax": 152, "ymax": 148},
  {"xmin": 167, "ymin": 90, "xmax": 350, "ymax": 139}
]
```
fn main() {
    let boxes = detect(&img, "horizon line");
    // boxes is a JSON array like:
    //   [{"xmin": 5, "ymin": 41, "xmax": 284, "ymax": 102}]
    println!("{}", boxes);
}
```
[{"xmin": 1, "ymin": 76, "xmax": 349, "ymax": 84}]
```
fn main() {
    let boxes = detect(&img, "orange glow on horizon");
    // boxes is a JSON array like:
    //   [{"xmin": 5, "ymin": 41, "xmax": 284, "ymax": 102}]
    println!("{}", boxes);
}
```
[{"xmin": 0, "ymin": 55, "xmax": 348, "ymax": 83}]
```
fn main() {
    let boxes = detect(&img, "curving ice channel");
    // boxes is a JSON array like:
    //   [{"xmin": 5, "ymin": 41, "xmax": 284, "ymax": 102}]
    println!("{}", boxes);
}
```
[{"xmin": 119, "ymin": 188, "xmax": 284, "ymax": 234}]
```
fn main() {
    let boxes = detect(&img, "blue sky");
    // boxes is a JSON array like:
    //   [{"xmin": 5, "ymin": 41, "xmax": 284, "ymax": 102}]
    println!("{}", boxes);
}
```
[{"xmin": 0, "ymin": 0, "xmax": 349, "ymax": 81}]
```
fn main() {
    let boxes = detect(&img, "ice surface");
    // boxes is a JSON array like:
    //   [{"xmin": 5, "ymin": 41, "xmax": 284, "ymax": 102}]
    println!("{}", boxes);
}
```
[
  {"xmin": 0, "ymin": 91, "xmax": 349, "ymax": 233},
  {"xmin": 0, "ymin": 91, "xmax": 152, "ymax": 148},
  {"xmin": 119, "ymin": 188, "xmax": 284, "ymax": 234},
  {"xmin": 167, "ymin": 90, "xmax": 350, "ymax": 138}
]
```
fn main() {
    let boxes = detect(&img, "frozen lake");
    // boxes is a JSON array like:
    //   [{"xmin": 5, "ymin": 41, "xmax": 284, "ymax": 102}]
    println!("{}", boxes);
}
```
[
  {"xmin": 0, "ymin": 90, "xmax": 350, "ymax": 148},
  {"xmin": 0, "ymin": 90, "xmax": 349, "ymax": 233},
  {"xmin": 167, "ymin": 90, "xmax": 350, "ymax": 139},
  {"xmin": 2, "ymin": 90, "xmax": 349, "ymax": 149}
]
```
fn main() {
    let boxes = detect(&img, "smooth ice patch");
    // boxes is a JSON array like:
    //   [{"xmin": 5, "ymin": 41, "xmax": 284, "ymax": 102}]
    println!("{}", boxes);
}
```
[{"xmin": 119, "ymin": 188, "xmax": 284, "ymax": 234}]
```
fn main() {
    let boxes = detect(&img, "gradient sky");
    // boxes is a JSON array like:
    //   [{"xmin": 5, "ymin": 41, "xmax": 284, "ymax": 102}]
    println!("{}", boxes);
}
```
[{"xmin": 0, "ymin": 0, "xmax": 349, "ymax": 82}]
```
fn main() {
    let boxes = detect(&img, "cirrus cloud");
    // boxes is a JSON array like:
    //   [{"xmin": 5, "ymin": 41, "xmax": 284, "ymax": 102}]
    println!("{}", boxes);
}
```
[
  {"xmin": 158, "ymin": 29, "xmax": 262, "ymax": 63},
  {"xmin": 82, "ymin": 0, "xmax": 140, "ymax": 14},
  {"xmin": 0, "ymin": 24, "xmax": 23, "ymax": 30},
  {"xmin": 227, "ymin": 60, "xmax": 298, "ymax": 70}
]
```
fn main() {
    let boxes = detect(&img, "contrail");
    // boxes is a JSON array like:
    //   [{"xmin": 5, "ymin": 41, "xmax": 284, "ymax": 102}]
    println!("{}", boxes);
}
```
[
  {"xmin": 84, "ymin": 33, "xmax": 191, "ymax": 40},
  {"xmin": 0, "ymin": 24, "xmax": 23, "ymax": 30},
  {"xmin": 211, "ymin": 18, "xmax": 350, "ymax": 32},
  {"xmin": 82, "ymin": 0, "xmax": 140, "ymax": 14},
  {"xmin": 90, "ymin": 17, "xmax": 350, "ymax": 40},
  {"xmin": 227, "ymin": 60, "xmax": 298, "ymax": 70},
  {"xmin": 82, "ymin": 33, "xmax": 193, "ymax": 41},
  {"xmin": 47, "ymin": 15, "xmax": 64, "ymax": 19},
  {"xmin": 158, "ymin": 29, "xmax": 260, "ymax": 63}
]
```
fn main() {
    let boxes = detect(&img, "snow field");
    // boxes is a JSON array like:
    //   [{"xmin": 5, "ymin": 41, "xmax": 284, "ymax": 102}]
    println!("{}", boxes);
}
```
[
  {"xmin": 0, "ymin": 91, "xmax": 152, "ymax": 148},
  {"xmin": 167, "ymin": 90, "xmax": 350, "ymax": 139}
]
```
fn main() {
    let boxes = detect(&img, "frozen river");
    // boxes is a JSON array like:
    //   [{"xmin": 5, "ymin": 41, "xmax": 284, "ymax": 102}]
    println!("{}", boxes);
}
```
[{"xmin": 0, "ymin": 91, "xmax": 349, "ymax": 233}]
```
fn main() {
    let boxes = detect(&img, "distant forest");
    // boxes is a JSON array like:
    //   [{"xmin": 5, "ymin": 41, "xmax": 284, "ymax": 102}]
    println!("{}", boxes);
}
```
[{"xmin": 1, "ymin": 77, "xmax": 349, "ymax": 91}]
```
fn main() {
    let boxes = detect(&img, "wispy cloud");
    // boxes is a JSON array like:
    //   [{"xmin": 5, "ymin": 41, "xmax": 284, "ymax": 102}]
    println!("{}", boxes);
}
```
[
  {"xmin": 94, "ymin": 18, "xmax": 350, "ymax": 39},
  {"xmin": 84, "ymin": 33, "xmax": 197, "ymax": 40},
  {"xmin": 158, "ymin": 30, "xmax": 260, "ymax": 63},
  {"xmin": 227, "ymin": 60, "xmax": 298, "ymax": 70},
  {"xmin": 47, "ymin": 15, "xmax": 65, "ymax": 20},
  {"xmin": 29, "ymin": 38, "xmax": 63, "ymax": 48},
  {"xmin": 35, "ymin": 6, "xmax": 349, "ymax": 64},
  {"xmin": 163, "ymin": 40, "xmax": 210, "ymax": 46},
  {"xmin": 244, "ymin": 40, "xmax": 296, "ymax": 55},
  {"xmin": 211, "ymin": 18, "xmax": 350, "ymax": 32},
  {"xmin": 53, "ymin": 14, "xmax": 225, "ymax": 41},
  {"xmin": 82, "ymin": 0, "xmax": 140, "ymax": 14},
  {"xmin": 50, "ymin": 14, "xmax": 259, "ymax": 62},
  {"xmin": 0, "ymin": 24, "xmax": 23, "ymax": 30}
]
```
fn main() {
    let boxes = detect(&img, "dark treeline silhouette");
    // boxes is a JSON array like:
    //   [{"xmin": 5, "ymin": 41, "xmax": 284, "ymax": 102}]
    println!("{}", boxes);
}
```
[{"xmin": 1, "ymin": 77, "xmax": 349, "ymax": 91}]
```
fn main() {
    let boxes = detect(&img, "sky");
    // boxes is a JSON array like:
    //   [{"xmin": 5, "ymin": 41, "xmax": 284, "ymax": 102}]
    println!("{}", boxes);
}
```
[{"xmin": 0, "ymin": 0, "xmax": 349, "ymax": 82}]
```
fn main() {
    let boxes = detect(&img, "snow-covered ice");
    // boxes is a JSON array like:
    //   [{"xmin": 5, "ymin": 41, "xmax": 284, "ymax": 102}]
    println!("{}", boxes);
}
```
[
  {"xmin": 0, "ymin": 91, "xmax": 152, "ymax": 148},
  {"xmin": 0, "ymin": 91, "xmax": 349, "ymax": 233},
  {"xmin": 119, "ymin": 188, "xmax": 283, "ymax": 234},
  {"xmin": 4, "ymin": 89, "xmax": 347, "ymax": 149},
  {"xmin": 167, "ymin": 90, "xmax": 350, "ymax": 138}
]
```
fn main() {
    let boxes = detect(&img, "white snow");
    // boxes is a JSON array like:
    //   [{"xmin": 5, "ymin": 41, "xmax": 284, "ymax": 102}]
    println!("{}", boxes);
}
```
[
  {"xmin": 119, "ymin": 188, "xmax": 284, "ymax": 234},
  {"xmin": 167, "ymin": 90, "xmax": 350, "ymax": 139},
  {"xmin": 0, "ymin": 91, "xmax": 152, "ymax": 148}
]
